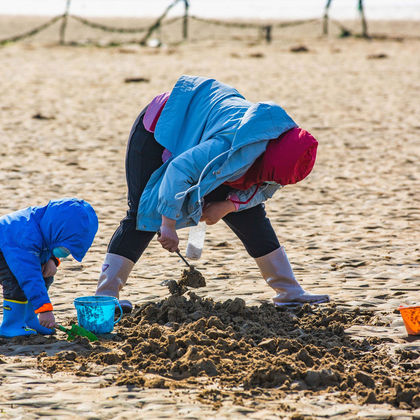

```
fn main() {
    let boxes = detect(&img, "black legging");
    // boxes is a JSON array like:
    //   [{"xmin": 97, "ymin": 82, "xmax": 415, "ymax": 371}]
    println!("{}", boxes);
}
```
[
  {"xmin": 0, "ymin": 252, "xmax": 53, "ymax": 301},
  {"xmin": 108, "ymin": 108, "xmax": 280, "ymax": 262}
]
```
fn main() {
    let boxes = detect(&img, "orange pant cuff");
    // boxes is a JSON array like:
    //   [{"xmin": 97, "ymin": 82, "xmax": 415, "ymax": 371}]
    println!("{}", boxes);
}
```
[{"xmin": 34, "ymin": 303, "xmax": 53, "ymax": 313}]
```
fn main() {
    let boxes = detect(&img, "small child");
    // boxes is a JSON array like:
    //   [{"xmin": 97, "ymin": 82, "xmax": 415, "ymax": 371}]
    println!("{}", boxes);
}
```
[{"xmin": 0, "ymin": 198, "xmax": 98, "ymax": 337}]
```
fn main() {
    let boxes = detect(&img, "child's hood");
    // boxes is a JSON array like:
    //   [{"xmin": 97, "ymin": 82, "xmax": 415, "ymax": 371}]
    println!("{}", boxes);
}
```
[{"xmin": 39, "ymin": 198, "xmax": 98, "ymax": 262}]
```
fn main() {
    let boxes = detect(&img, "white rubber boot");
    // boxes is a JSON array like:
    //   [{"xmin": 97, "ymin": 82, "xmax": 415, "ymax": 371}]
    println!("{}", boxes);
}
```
[
  {"xmin": 95, "ymin": 253, "xmax": 134, "ymax": 313},
  {"xmin": 255, "ymin": 246, "xmax": 330, "ymax": 306}
]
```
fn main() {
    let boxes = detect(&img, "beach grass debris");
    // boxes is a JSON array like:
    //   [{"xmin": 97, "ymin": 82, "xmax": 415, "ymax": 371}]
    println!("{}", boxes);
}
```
[{"xmin": 124, "ymin": 77, "xmax": 150, "ymax": 83}]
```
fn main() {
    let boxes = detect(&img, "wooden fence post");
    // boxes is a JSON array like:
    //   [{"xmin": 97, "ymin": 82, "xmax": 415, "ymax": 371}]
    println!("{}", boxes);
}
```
[
  {"xmin": 59, "ymin": 0, "xmax": 72, "ymax": 45},
  {"xmin": 323, "ymin": 0, "xmax": 332, "ymax": 35},
  {"xmin": 141, "ymin": 0, "xmax": 181, "ymax": 45},
  {"xmin": 264, "ymin": 25, "xmax": 272, "ymax": 43},
  {"xmin": 358, "ymin": 0, "xmax": 369, "ymax": 38},
  {"xmin": 183, "ymin": 0, "xmax": 189, "ymax": 40}
]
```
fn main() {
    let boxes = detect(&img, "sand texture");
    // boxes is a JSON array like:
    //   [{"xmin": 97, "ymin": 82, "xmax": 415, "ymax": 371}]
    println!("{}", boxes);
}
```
[{"xmin": 0, "ymin": 16, "xmax": 419, "ymax": 419}]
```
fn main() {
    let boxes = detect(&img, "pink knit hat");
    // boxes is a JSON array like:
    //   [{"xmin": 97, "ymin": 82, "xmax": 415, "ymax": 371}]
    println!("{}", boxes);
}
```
[{"xmin": 225, "ymin": 127, "xmax": 318, "ymax": 190}]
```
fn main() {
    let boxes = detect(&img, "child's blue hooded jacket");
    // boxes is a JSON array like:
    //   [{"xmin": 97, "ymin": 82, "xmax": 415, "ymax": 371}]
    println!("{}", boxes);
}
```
[
  {"xmin": 0, "ymin": 198, "xmax": 98, "ymax": 312},
  {"xmin": 137, "ymin": 75, "xmax": 297, "ymax": 232}
]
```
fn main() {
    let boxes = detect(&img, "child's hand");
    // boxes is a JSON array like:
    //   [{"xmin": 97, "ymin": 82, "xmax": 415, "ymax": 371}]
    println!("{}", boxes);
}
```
[
  {"xmin": 200, "ymin": 201, "xmax": 236, "ymax": 225},
  {"xmin": 42, "ymin": 258, "xmax": 57, "ymax": 278},
  {"xmin": 38, "ymin": 311, "xmax": 56, "ymax": 329}
]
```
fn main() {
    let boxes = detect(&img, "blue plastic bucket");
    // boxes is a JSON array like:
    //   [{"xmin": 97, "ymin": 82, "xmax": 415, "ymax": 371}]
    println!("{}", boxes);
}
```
[{"xmin": 73, "ymin": 296, "xmax": 122, "ymax": 334}]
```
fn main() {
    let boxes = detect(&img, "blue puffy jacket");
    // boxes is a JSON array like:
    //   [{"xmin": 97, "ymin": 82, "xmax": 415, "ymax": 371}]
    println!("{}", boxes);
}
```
[
  {"xmin": 0, "ymin": 198, "xmax": 98, "ymax": 312},
  {"xmin": 137, "ymin": 75, "xmax": 298, "ymax": 232}
]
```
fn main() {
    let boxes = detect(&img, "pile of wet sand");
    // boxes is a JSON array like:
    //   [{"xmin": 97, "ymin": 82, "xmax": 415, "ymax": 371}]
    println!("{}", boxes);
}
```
[
  {"xmin": 166, "ymin": 266, "xmax": 206, "ymax": 296},
  {"xmin": 37, "ymin": 293, "xmax": 419, "ymax": 409}
]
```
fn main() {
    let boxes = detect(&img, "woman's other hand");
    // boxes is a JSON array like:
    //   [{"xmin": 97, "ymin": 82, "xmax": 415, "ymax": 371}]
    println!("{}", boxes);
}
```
[
  {"xmin": 158, "ymin": 216, "xmax": 179, "ymax": 252},
  {"xmin": 200, "ymin": 200, "xmax": 236, "ymax": 225}
]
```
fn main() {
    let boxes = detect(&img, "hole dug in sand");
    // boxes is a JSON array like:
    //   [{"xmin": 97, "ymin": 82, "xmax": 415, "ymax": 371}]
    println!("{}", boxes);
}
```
[{"xmin": 37, "ymin": 293, "xmax": 420, "ymax": 410}]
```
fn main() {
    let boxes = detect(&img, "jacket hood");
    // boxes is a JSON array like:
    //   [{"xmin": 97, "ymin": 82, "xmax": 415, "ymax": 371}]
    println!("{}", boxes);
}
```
[
  {"xmin": 39, "ymin": 198, "xmax": 98, "ymax": 262},
  {"xmin": 154, "ymin": 75, "xmax": 250, "ymax": 157}
]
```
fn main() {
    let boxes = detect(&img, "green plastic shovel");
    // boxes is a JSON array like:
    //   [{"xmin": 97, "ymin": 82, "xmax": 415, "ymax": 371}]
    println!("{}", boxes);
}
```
[{"xmin": 57, "ymin": 324, "xmax": 98, "ymax": 342}]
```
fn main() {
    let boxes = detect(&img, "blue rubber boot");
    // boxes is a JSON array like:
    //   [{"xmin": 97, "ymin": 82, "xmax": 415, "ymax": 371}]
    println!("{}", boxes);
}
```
[
  {"xmin": 0, "ymin": 300, "xmax": 37, "ymax": 337},
  {"xmin": 25, "ymin": 301, "xmax": 54, "ymax": 335}
]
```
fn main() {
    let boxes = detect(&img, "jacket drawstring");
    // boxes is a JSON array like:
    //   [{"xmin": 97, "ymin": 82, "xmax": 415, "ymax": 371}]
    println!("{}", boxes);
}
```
[{"xmin": 174, "ymin": 150, "xmax": 230, "ymax": 201}]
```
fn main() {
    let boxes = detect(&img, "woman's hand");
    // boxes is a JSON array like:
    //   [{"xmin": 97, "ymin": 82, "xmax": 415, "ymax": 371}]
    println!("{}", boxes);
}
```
[
  {"xmin": 38, "ymin": 311, "xmax": 56, "ymax": 329},
  {"xmin": 41, "ymin": 258, "xmax": 57, "ymax": 278},
  {"xmin": 200, "ymin": 200, "xmax": 236, "ymax": 225},
  {"xmin": 158, "ymin": 216, "xmax": 179, "ymax": 252}
]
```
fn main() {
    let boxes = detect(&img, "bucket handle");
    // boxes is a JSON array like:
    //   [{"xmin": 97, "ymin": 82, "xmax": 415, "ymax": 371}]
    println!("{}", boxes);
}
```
[{"xmin": 114, "ymin": 300, "xmax": 123, "ymax": 325}]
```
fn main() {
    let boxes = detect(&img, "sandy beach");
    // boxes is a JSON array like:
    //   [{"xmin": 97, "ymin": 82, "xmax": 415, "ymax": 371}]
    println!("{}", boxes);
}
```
[{"xmin": 0, "ymin": 15, "xmax": 419, "ymax": 419}]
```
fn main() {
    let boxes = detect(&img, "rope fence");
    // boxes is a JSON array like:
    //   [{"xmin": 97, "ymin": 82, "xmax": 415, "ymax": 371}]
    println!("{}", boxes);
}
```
[
  {"xmin": 0, "ymin": 0, "xmax": 417, "ymax": 48},
  {"xmin": 0, "ymin": 14, "xmax": 63, "ymax": 46},
  {"xmin": 69, "ymin": 14, "xmax": 151, "ymax": 34}
]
